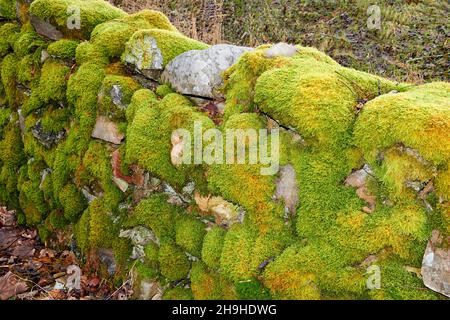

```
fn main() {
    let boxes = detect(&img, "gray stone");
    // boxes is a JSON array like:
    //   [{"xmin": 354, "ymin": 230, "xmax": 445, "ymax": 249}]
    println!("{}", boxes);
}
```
[
  {"xmin": 161, "ymin": 44, "xmax": 253, "ymax": 99},
  {"xmin": 31, "ymin": 120, "xmax": 65, "ymax": 148},
  {"xmin": 110, "ymin": 85, "xmax": 126, "ymax": 110},
  {"xmin": 30, "ymin": 14, "xmax": 63, "ymax": 41},
  {"xmin": 119, "ymin": 226, "xmax": 159, "ymax": 246},
  {"xmin": 98, "ymin": 249, "xmax": 117, "ymax": 276},
  {"xmin": 123, "ymin": 35, "xmax": 164, "ymax": 80},
  {"xmin": 274, "ymin": 164, "xmax": 299, "ymax": 215},
  {"xmin": 421, "ymin": 230, "xmax": 450, "ymax": 297}
]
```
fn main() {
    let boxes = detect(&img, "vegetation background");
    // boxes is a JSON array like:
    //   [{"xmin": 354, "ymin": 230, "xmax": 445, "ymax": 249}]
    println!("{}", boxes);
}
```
[{"xmin": 107, "ymin": 0, "xmax": 449, "ymax": 83}]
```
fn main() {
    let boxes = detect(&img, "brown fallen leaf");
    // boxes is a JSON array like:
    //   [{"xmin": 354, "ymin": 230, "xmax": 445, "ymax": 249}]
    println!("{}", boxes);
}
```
[{"xmin": 0, "ymin": 272, "xmax": 28, "ymax": 300}]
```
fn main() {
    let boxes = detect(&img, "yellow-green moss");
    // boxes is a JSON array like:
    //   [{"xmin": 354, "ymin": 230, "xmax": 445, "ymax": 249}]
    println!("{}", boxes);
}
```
[
  {"xmin": 126, "ymin": 193, "xmax": 181, "ymax": 241},
  {"xmin": 98, "ymin": 74, "xmax": 141, "ymax": 120},
  {"xmin": 13, "ymin": 24, "xmax": 46, "ymax": 58},
  {"xmin": 29, "ymin": 0, "xmax": 126, "ymax": 40},
  {"xmin": 158, "ymin": 241, "xmax": 190, "ymax": 281},
  {"xmin": 163, "ymin": 286, "xmax": 194, "ymax": 300},
  {"xmin": 122, "ymin": 28, "xmax": 208, "ymax": 70},
  {"xmin": 175, "ymin": 215, "xmax": 206, "ymax": 257},
  {"xmin": 90, "ymin": 9, "xmax": 178, "ymax": 59},
  {"xmin": 125, "ymin": 88, "xmax": 157, "ymax": 123},
  {"xmin": 59, "ymin": 183, "xmax": 87, "ymax": 222},
  {"xmin": 126, "ymin": 93, "xmax": 214, "ymax": 189},
  {"xmin": 0, "ymin": 0, "xmax": 16, "ymax": 20},
  {"xmin": 47, "ymin": 39, "xmax": 80, "ymax": 59},
  {"xmin": 190, "ymin": 261, "xmax": 237, "ymax": 300},
  {"xmin": 0, "ymin": 23, "xmax": 20, "ymax": 57},
  {"xmin": 155, "ymin": 84, "xmax": 173, "ymax": 98},
  {"xmin": 201, "ymin": 225, "xmax": 226, "ymax": 270}
]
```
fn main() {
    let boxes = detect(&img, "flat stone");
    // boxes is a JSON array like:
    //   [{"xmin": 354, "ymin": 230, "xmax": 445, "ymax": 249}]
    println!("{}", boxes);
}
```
[
  {"xmin": 91, "ymin": 116, "xmax": 124, "ymax": 145},
  {"xmin": 421, "ymin": 230, "xmax": 450, "ymax": 297},
  {"xmin": 161, "ymin": 44, "xmax": 253, "ymax": 99},
  {"xmin": 30, "ymin": 14, "xmax": 63, "ymax": 41}
]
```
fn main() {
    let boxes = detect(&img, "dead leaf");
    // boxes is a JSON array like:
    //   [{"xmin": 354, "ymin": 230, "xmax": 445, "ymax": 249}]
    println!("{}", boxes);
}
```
[{"xmin": 0, "ymin": 272, "xmax": 28, "ymax": 300}]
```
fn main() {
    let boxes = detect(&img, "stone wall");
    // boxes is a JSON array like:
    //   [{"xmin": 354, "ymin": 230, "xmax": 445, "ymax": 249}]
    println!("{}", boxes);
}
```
[{"xmin": 0, "ymin": 0, "xmax": 449, "ymax": 299}]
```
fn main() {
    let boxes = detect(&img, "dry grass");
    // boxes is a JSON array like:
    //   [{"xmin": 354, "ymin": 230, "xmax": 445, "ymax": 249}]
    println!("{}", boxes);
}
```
[{"xmin": 109, "ymin": 0, "xmax": 449, "ymax": 82}]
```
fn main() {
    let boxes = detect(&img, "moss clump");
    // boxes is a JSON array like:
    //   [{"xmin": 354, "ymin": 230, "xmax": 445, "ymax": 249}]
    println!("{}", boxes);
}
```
[
  {"xmin": 175, "ymin": 216, "xmax": 206, "ymax": 257},
  {"xmin": 37, "ymin": 60, "xmax": 71, "ymax": 104},
  {"xmin": 59, "ymin": 183, "xmax": 87, "ymax": 222},
  {"xmin": 98, "ymin": 74, "xmax": 141, "ymax": 120},
  {"xmin": 207, "ymin": 113, "xmax": 284, "ymax": 233},
  {"xmin": 17, "ymin": 52, "xmax": 41, "ymax": 85},
  {"xmin": 0, "ymin": 23, "xmax": 20, "ymax": 57},
  {"xmin": 1, "ymin": 54, "xmax": 18, "ymax": 108},
  {"xmin": 125, "ymin": 88, "xmax": 157, "ymax": 123},
  {"xmin": 122, "ymin": 29, "xmax": 208, "ymax": 71},
  {"xmin": 127, "ymin": 193, "xmax": 181, "ymax": 241},
  {"xmin": 354, "ymin": 82, "xmax": 450, "ymax": 191},
  {"xmin": 236, "ymin": 278, "xmax": 271, "ymax": 300},
  {"xmin": 47, "ymin": 39, "xmax": 80, "ymax": 59},
  {"xmin": 190, "ymin": 262, "xmax": 237, "ymax": 300},
  {"xmin": 0, "ymin": 0, "xmax": 16, "ymax": 20},
  {"xmin": 254, "ymin": 54, "xmax": 399, "ymax": 149},
  {"xmin": 90, "ymin": 9, "xmax": 178, "ymax": 59},
  {"xmin": 155, "ymin": 84, "xmax": 173, "ymax": 98},
  {"xmin": 13, "ymin": 24, "xmax": 46, "ymax": 58},
  {"xmin": 201, "ymin": 225, "xmax": 226, "ymax": 270},
  {"xmin": 29, "ymin": 0, "xmax": 126, "ymax": 40},
  {"xmin": 163, "ymin": 286, "xmax": 194, "ymax": 300},
  {"xmin": 75, "ymin": 198, "xmax": 117, "ymax": 252},
  {"xmin": 220, "ymin": 224, "xmax": 257, "ymax": 282},
  {"xmin": 126, "ymin": 93, "xmax": 214, "ymax": 188},
  {"xmin": 0, "ymin": 121, "xmax": 25, "ymax": 209},
  {"xmin": 75, "ymin": 41, "xmax": 109, "ymax": 66},
  {"xmin": 79, "ymin": 141, "xmax": 123, "ymax": 211},
  {"xmin": 158, "ymin": 241, "xmax": 190, "ymax": 281}
]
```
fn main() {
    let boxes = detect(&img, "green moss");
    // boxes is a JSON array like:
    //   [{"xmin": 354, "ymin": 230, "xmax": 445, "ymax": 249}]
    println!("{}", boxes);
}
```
[
  {"xmin": 90, "ymin": 9, "xmax": 178, "ymax": 59},
  {"xmin": 37, "ymin": 60, "xmax": 71, "ymax": 104},
  {"xmin": 0, "ymin": 121, "xmax": 25, "ymax": 209},
  {"xmin": 0, "ymin": 23, "xmax": 20, "ymax": 57},
  {"xmin": 207, "ymin": 113, "xmax": 284, "ymax": 233},
  {"xmin": 75, "ymin": 41, "xmax": 109, "ymax": 66},
  {"xmin": 369, "ymin": 259, "xmax": 439, "ymax": 300},
  {"xmin": 155, "ymin": 84, "xmax": 173, "ymax": 98},
  {"xmin": 201, "ymin": 225, "xmax": 226, "ymax": 270},
  {"xmin": 354, "ymin": 82, "xmax": 450, "ymax": 174},
  {"xmin": 220, "ymin": 224, "xmax": 257, "ymax": 282},
  {"xmin": 126, "ymin": 193, "xmax": 180, "ymax": 241},
  {"xmin": 126, "ymin": 93, "xmax": 214, "ymax": 188},
  {"xmin": 59, "ymin": 183, "xmax": 87, "ymax": 222},
  {"xmin": 175, "ymin": 216, "xmax": 206, "ymax": 257},
  {"xmin": 254, "ymin": 55, "xmax": 398, "ymax": 149},
  {"xmin": 0, "ymin": 0, "xmax": 16, "ymax": 19},
  {"xmin": 163, "ymin": 286, "xmax": 194, "ymax": 300},
  {"xmin": 236, "ymin": 278, "xmax": 271, "ymax": 300},
  {"xmin": 158, "ymin": 241, "xmax": 190, "ymax": 281},
  {"xmin": 76, "ymin": 198, "xmax": 116, "ymax": 251},
  {"xmin": 122, "ymin": 29, "xmax": 208, "ymax": 70},
  {"xmin": 98, "ymin": 74, "xmax": 141, "ymax": 120},
  {"xmin": 47, "ymin": 39, "xmax": 80, "ymax": 59},
  {"xmin": 125, "ymin": 88, "xmax": 157, "ymax": 123},
  {"xmin": 80, "ymin": 141, "xmax": 123, "ymax": 211},
  {"xmin": 13, "ymin": 24, "xmax": 46, "ymax": 58},
  {"xmin": 29, "ymin": 0, "xmax": 126, "ymax": 40},
  {"xmin": 17, "ymin": 52, "xmax": 41, "ymax": 85},
  {"xmin": 49, "ymin": 209, "xmax": 69, "ymax": 229},
  {"xmin": 41, "ymin": 106, "xmax": 70, "ymax": 133},
  {"xmin": 1, "ymin": 54, "xmax": 18, "ymax": 108},
  {"xmin": 190, "ymin": 261, "xmax": 237, "ymax": 300}
]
